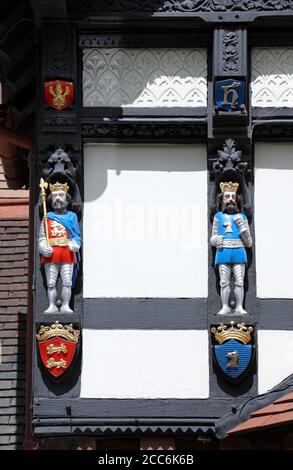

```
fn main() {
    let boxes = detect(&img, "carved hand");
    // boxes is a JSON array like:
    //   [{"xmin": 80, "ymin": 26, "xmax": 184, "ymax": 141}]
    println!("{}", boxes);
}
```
[
  {"xmin": 214, "ymin": 235, "xmax": 224, "ymax": 249},
  {"xmin": 234, "ymin": 214, "xmax": 246, "ymax": 232},
  {"xmin": 69, "ymin": 240, "xmax": 80, "ymax": 252},
  {"xmin": 40, "ymin": 245, "xmax": 53, "ymax": 257}
]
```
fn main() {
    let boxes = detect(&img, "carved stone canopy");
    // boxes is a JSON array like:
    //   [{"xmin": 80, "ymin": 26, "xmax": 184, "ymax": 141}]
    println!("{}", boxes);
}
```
[
  {"xmin": 40, "ymin": 145, "xmax": 81, "ymax": 213},
  {"xmin": 209, "ymin": 139, "xmax": 251, "ymax": 217}
]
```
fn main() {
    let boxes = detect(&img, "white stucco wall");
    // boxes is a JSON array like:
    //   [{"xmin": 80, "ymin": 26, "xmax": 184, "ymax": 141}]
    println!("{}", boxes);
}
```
[
  {"xmin": 258, "ymin": 330, "xmax": 293, "ymax": 393},
  {"xmin": 80, "ymin": 329, "xmax": 209, "ymax": 398},
  {"xmin": 83, "ymin": 143, "xmax": 208, "ymax": 298},
  {"xmin": 255, "ymin": 143, "xmax": 293, "ymax": 298}
]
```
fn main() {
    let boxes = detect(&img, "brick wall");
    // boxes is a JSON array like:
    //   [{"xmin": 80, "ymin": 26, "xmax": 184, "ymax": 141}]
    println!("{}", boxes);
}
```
[{"xmin": 0, "ymin": 161, "xmax": 28, "ymax": 449}]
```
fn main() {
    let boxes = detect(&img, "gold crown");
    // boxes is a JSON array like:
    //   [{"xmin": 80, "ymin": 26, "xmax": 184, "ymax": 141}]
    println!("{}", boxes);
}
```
[
  {"xmin": 49, "ymin": 181, "xmax": 69, "ymax": 193},
  {"xmin": 36, "ymin": 321, "xmax": 80, "ymax": 343},
  {"xmin": 219, "ymin": 181, "xmax": 239, "ymax": 194},
  {"xmin": 211, "ymin": 322, "xmax": 253, "ymax": 345}
]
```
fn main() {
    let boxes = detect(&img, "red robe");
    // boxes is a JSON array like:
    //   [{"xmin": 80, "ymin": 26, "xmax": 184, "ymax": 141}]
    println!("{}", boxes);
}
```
[{"xmin": 41, "ymin": 218, "xmax": 77, "ymax": 265}]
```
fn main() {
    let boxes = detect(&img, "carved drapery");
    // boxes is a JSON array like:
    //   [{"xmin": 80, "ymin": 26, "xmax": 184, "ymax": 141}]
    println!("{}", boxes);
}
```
[{"xmin": 83, "ymin": 48, "xmax": 207, "ymax": 107}]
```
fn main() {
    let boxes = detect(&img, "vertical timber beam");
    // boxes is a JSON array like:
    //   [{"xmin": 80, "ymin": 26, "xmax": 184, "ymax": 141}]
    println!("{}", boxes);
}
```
[
  {"xmin": 208, "ymin": 24, "xmax": 257, "ymax": 397},
  {"xmin": 33, "ymin": 20, "xmax": 82, "ymax": 403}
]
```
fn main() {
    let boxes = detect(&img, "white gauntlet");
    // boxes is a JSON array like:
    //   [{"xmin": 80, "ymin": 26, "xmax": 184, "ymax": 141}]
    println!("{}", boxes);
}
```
[
  {"xmin": 234, "ymin": 214, "xmax": 252, "ymax": 247},
  {"xmin": 210, "ymin": 235, "xmax": 224, "ymax": 248},
  {"xmin": 69, "ymin": 240, "xmax": 80, "ymax": 252},
  {"xmin": 38, "ymin": 221, "xmax": 53, "ymax": 257}
]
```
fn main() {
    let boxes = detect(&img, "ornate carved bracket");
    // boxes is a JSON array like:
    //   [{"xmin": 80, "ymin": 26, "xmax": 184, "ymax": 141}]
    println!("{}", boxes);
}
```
[
  {"xmin": 40, "ymin": 145, "xmax": 81, "ymax": 213},
  {"xmin": 209, "ymin": 139, "xmax": 251, "ymax": 217}
]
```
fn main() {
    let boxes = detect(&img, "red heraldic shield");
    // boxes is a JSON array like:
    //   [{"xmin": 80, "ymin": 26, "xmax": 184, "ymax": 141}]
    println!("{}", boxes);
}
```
[
  {"xmin": 44, "ymin": 80, "xmax": 74, "ymax": 110},
  {"xmin": 38, "ymin": 337, "xmax": 77, "ymax": 378},
  {"xmin": 36, "ymin": 321, "xmax": 80, "ymax": 379}
]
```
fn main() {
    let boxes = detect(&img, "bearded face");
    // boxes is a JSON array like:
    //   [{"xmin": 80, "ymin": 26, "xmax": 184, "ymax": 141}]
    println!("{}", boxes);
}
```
[
  {"xmin": 51, "ymin": 191, "xmax": 68, "ymax": 212},
  {"xmin": 222, "ymin": 191, "xmax": 239, "ymax": 214}
]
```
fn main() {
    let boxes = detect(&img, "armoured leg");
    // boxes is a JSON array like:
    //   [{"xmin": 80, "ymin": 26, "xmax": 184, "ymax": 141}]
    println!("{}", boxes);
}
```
[
  {"xmin": 233, "ymin": 264, "xmax": 247, "ymax": 314},
  {"xmin": 60, "ymin": 264, "xmax": 74, "ymax": 313},
  {"xmin": 218, "ymin": 264, "xmax": 232, "ymax": 315},
  {"xmin": 44, "ymin": 264, "xmax": 60, "ymax": 313}
]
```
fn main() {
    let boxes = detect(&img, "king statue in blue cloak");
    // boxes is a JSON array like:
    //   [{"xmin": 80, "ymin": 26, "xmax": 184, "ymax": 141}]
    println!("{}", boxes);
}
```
[{"xmin": 38, "ymin": 181, "xmax": 81, "ymax": 314}]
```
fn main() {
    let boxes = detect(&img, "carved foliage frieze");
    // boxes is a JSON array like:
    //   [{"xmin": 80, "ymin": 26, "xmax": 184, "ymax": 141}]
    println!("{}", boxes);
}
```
[
  {"xmin": 68, "ymin": 0, "xmax": 293, "ymax": 13},
  {"xmin": 82, "ymin": 121, "xmax": 206, "ymax": 140},
  {"xmin": 251, "ymin": 48, "xmax": 293, "ymax": 107},
  {"xmin": 83, "ymin": 48, "xmax": 207, "ymax": 107}
]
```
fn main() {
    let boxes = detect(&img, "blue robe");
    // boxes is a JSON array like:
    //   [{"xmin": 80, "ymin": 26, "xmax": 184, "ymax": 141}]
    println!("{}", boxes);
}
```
[
  {"xmin": 47, "ymin": 211, "xmax": 81, "ymax": 286},
  {"xmin": 214, "ymin": 211, "xmax": 247, "ymax": 266}
]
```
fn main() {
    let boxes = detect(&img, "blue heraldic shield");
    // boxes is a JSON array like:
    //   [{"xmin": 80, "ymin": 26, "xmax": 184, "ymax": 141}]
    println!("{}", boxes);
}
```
[{"xmin": 211, "ymin": 322, "xmax": 254, "ymax": 382}]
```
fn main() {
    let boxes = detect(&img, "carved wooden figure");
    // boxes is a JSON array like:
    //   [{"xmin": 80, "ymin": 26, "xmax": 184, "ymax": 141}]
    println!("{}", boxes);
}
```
[
  {"xmin": 210, "ymin": 181, "xmax": 252, "ymax": 315},
  {"xmin": 38, "ymin": 181, "xmax": 81, "ymax": 313}
]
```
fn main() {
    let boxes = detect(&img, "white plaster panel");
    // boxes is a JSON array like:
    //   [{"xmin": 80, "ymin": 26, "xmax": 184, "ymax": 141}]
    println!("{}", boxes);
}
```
[
  {"xmin": 255, "ymin": 143, "xmax": 293, "ymax": 298},
  {"xmin": 80, "ymin": 329, "xmax": 209, "ymax": 399},
  {"xmin": 83, "ymin": 48, "xmax": 207, "ymax": 107},
  {"xmin": 251, "ymin": 48, "xmax": 293, "ymax": 107},
  {"xmin": 258, "ymin": 330, "xmax": 293, "ymax": 394},
  {"xmin": 83, "ymin": 144, "xmax": 207, "ymax": 298}
]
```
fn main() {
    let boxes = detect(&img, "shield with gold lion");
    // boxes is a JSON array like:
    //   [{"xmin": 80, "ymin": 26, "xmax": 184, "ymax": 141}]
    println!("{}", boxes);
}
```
[
  {"xmin": 44, "ymin": 80, "xmax": 74, "ymax": 110},
  {"xmin": 36, "ymin": 321, "xmax": 80, "ymax": 378}
]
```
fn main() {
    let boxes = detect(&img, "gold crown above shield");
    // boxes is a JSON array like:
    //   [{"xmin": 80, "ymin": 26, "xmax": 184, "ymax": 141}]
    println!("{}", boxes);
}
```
[
  {"xmin": 36, "ymin": 321, "xmax": 80, "ymax": 343},
  {"xmin": 49, "ymin": 181, "xmax": 69, "ymax": 193},
  {"xmin": 211, "ymin": 322, "xmax": 253, "ymax": 345},
  {"xmin": 220, "ymin": 181, "xmax": 239, "ymax": 194}
]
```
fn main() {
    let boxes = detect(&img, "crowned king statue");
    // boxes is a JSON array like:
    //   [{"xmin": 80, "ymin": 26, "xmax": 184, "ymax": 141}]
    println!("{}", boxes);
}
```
[
  {"xmin": 210, "ymin": 181, "xmax": 252, "ymax": 315},
  {"xmin": 38, "ymin": 180, "xmax": 81, "ymax": 313}
]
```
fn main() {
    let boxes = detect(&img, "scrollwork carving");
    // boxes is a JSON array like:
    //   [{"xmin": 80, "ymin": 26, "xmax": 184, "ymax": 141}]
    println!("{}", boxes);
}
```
[
  {"xmin": 42, "ymin": 116, "xmax": 76, "ymax": 132},
  {"xmin": 223, "ymin": 30, "xmax": 239, "ymax": 73},
  {"xmin": 45, "ymin": 24, "xmax": 72, "ymax": 76}
]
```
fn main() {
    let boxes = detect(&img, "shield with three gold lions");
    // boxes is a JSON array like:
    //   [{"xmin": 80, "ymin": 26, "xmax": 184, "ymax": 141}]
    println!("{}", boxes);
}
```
[
  {"xmin": 36, "ymin": 321, "xmax": 80, "ymax": 378},
  {"xmin": 44, "ymin": 80, "xmax": 74, "ymax": 110},
  {"xmin": 211, "ymin": 322, "xmax": 254, "ymax": 382}
]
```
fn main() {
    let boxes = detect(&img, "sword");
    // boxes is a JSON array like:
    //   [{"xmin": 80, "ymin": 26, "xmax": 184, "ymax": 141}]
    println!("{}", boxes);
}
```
[{"xmin": 39, "ymin": 178, "xmax": 49, "ymax": 246}]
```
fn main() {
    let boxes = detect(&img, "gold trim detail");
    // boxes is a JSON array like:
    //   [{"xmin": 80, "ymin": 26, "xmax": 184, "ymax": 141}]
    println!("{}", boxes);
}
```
[
  {"xmin": 47, "ymin": 343, "xmax": 68, "ymax": 355},
  {"xmin": 220, "ymin": 181, "xmax": 239, "ymax": 193},
  {"xmin": 48, "ymin": 237, "xmax": 69, "ymax": 247},
  {"xmin": 36, "ymin": 321, "xmax": 80, "ymax": 343},
  {"xmin": 46, "ymin": 358, "xmax": 67, "ymax": 369},
  {"xmin": 211, "ymin": 322, "xmax": 253, "ymax": 345},
  {"xmin": 49, "ymin": 181, "xmax": 70, "ymax": 193}
]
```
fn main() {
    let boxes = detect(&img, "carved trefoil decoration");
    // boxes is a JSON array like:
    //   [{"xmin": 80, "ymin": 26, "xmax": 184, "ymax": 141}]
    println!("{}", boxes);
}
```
[
  {"xmin": 36, "ymin": 321, "xmax": 80, "ymax": 379},
  {"xmin": 211, "ymin": 322, "xmax": 255, "ymax": 383}
]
